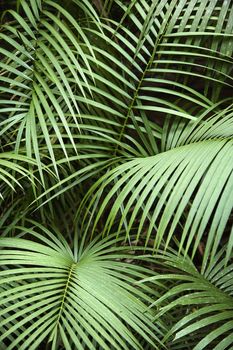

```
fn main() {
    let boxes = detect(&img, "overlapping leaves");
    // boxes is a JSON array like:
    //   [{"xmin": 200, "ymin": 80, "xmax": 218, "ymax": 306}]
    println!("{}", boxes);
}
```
[
  {"xmin": 144, "ymin": 247, "xmax": 233, "ymax": 350},
  {"xmin": 0, "ymin": 0, "xmax": 233, "ymax": 349}
]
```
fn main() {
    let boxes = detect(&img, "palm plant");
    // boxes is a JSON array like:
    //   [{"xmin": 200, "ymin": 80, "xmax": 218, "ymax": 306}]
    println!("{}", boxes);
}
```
[{"xmin": 0, "ymin": 0, "xmax": 233, "ymax": 349}]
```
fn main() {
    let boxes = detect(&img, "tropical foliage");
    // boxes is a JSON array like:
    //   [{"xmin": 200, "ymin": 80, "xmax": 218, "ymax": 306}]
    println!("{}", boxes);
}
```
[{"xmin": 0, "ymin": 0, "xmax": 233, "ymax": 349}]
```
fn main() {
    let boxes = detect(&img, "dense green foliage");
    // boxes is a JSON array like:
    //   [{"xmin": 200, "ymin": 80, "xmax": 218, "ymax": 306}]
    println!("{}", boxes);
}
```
[{"xmin": 0, "ymin": 0, "xmax": 233, "ymax": 349}]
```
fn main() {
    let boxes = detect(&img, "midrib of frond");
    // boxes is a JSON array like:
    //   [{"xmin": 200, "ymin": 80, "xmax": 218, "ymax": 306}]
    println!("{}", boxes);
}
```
[
  {"xmin": 113, "ymin": 2, "xmax": 177, "ymax": 157},
  {"xmin": 14, "ymin": 11, "xmax": 42, "ymax": 154},
  {"xmin": 54, "ymin": 263, "xmax": 76, "ymax": 329},
  {"xmin": 114, "ymin": 38, "xmax": 160, "ymax": 156}
]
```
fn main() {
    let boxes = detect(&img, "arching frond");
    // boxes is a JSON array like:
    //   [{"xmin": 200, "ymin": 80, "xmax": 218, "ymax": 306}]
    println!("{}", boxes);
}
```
[
  {"xmin": 0, "ymin": 0, "xmax": 99, "ymax": 179},
  {"xmin": 82, "ymin": 105, "xmax": 233, "ymax": 264}
]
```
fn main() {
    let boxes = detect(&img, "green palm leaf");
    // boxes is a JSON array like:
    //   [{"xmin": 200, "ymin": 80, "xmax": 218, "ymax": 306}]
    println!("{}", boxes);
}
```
[
  {"xmin": 82, "ymin": 104, "xmax": 233, "ymax": 264},
  {"xmin": 0, "ymin": 0, "xmax": 99, "ymax": 180},
  {"xmin": 0, "ymin": 152, "xmax": 37, "ymax": 200},
  {"xmin": 145, "ymin": 247, "xmax": 233, "ymax": 350},
  {"xmin": 0, "ymin": 1, "xmax": 233, "ymax": 349},
  {"xmin": 0, "ymin": 223, "xmax": 162, "ymax": 350}
]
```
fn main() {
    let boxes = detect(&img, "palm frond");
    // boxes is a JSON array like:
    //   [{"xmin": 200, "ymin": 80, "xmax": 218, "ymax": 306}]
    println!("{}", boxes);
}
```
[
  {"xmin": 0, "ymin": 223, "xmax": 162, "ymax": 350},
  {"xmin": 0, "ymin": 0, "xmax": 99, "ymax": 179},
  {"xmin": 0, "ymin": 1, "xmax": 233, "ymax": 349},
  {"xmin": 0, "ymin": 152, "xmax": 37, "ymax": 200},
  {"xmin": 82, "ymin": 104, "xmax": 233, "ymax": 264},
  {"xmin": 144, "ymin": 246, "xmax": 233, "ymax": 350}
]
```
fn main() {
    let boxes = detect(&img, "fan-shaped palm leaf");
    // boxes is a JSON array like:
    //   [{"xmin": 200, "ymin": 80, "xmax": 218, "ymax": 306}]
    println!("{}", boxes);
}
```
[{"xmin": 0, "ymin": 222, "xmax": 162, "ymax": 350}]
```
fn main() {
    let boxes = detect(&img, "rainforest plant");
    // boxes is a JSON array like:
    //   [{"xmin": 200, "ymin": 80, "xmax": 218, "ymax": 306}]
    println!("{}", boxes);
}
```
[{"xmin": 0, "ymin": 0, "xmax": 233, "ymax": 349}]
